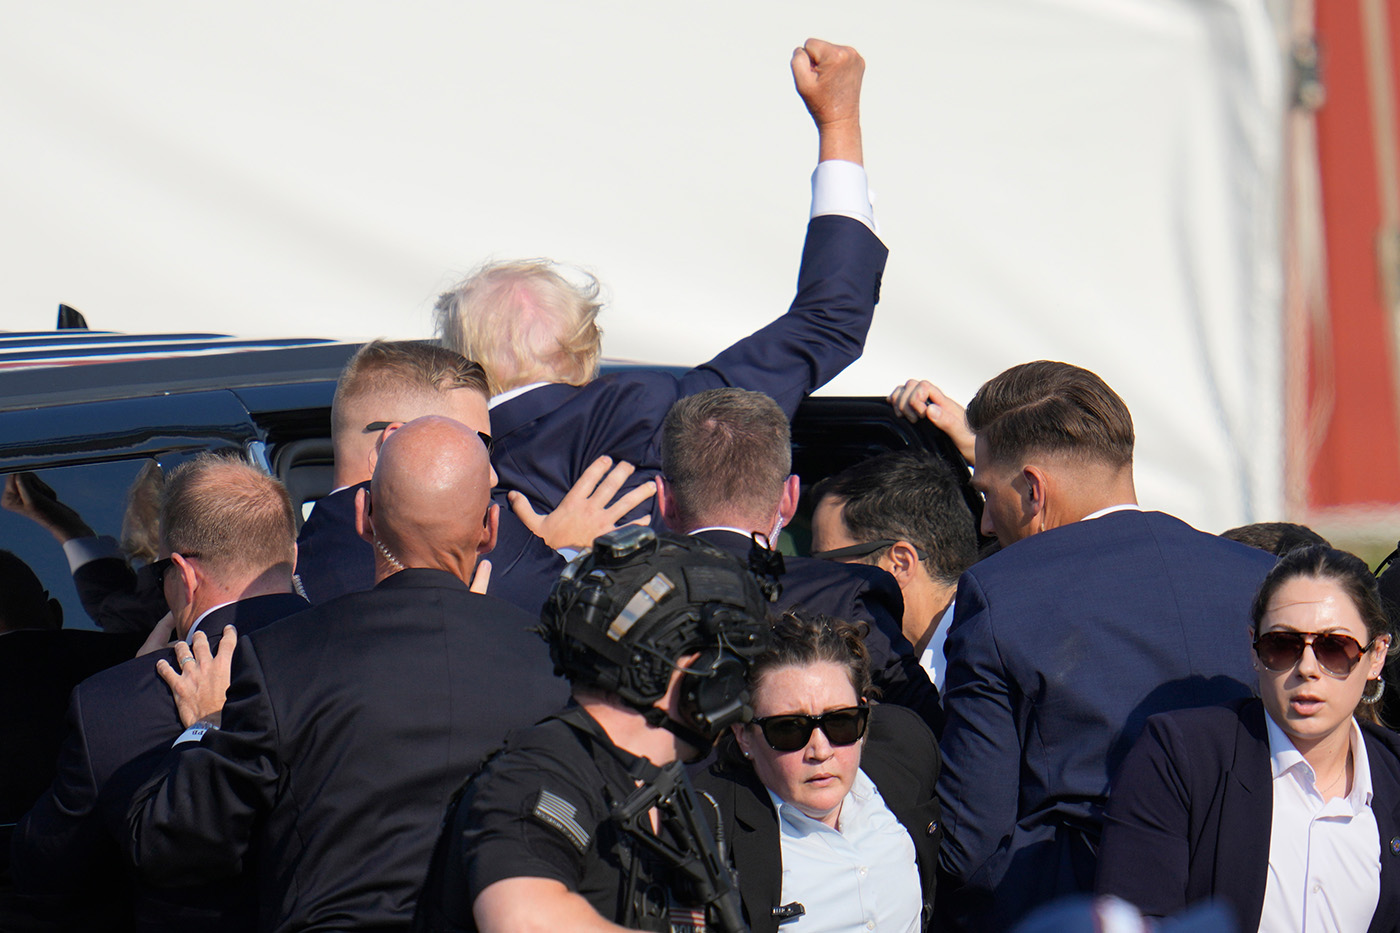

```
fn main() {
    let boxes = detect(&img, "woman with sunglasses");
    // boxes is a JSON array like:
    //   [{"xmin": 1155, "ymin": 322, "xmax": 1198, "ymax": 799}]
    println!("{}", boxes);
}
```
[
  {"xmin": 1096, "ymin": 545, "xmax": 1400, "ymax": 930},
  {"xmin": 694, "ymin": 611, "xmax": 942, "ymax": 933}
]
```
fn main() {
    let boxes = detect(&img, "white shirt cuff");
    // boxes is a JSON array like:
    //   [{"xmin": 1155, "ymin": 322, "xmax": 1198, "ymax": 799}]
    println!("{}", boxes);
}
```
[
  {"xmin": 173, "ymin": 721, "xmax": 218, "ymax": 746},
  {"xmin": 62, "ymin": 535, "xmax": 122, "ymax": 573},
  {"xmin": 810, "ymin": 160, "xmax": 877, "ymax": 235}
]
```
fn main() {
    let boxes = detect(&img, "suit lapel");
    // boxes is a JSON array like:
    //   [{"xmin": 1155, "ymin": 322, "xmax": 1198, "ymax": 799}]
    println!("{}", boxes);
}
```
[
  {"xmin": 1214, "ymin": 702, "xmax": 1273, "ymax": 932},
  {"xmin": 726, "ymin": 771, "xmax": 782, "ymax": 933}
]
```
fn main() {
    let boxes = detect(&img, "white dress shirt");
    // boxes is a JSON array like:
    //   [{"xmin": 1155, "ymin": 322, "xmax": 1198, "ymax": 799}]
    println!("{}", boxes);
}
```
[
  {"xmin": 919, "ymin": 603, "xmax": 956, "ymax": 692},
  {"xmin": 1259, "ymin": 715, "xmax": 1380, "ymax": 932},
  {"xmin": 768, "ymin": 768, "xmax": 921, "ymax": 933}
]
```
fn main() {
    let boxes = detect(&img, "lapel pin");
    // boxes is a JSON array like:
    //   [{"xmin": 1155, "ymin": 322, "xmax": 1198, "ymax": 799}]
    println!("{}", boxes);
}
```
[{"xmin": 1389, "ymin": 837, "xmax": 1400, "ymax": 855}]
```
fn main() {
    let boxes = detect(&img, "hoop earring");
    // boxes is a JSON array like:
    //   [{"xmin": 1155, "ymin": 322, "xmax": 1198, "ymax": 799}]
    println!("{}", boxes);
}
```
[{"xmin": 1363, "ymin": 677, "xmax": 1386, "ymax": 705}]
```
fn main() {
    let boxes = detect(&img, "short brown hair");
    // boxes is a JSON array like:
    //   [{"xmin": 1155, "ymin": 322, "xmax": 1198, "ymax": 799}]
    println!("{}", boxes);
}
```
[
  {"xmin": 661, "ymin": 388, "xmax": 791, "ymax": 530},
  {"xmin": 966, "ymin": 360, "xmax": 1134, "ymax": 469},
  {"xmin": 160, "ymin": 455, "xmax": 296, "ymax": 581},
  {"xmin": 331, "ymin": 340, "xmax": 488, "ymax": 441},
  {"xmin": 434, "ymin": 260, "xmax": 603, "ymax": 396}
]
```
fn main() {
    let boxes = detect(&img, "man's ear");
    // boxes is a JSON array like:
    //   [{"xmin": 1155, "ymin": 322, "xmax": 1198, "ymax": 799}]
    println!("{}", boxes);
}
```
[
  {"xmin": 171, "ymin": 552, "xmax": 200, "ymax": 607},
  {"xmin": 779, "ymin": 474, "xmax": 801, "ymax": 524},
  {"xmin": 1022, "ymin": 465, "xmax": 1048, "ymax": 516},
  {"xmin": 365, "ymin": 422, "xmax": 404, "ymax": 476},
  {"xmin": 478, "ymin": 502, "xmax": 500, "ymax": 558},
  {"xmin": 354, "ymin": 487, "xmax": 374, "ymax": 545},
  {"xmin": 883, "ymin": 540, "xmax": 922, "ymax": 586},
  {"xmin": 655, "ymin": 475, "xmax": 677, "ymax": 526}
]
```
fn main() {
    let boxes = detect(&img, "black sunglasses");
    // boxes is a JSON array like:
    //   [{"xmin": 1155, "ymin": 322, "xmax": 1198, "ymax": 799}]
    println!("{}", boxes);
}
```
[
  {"xmin": 811, "ymin": 540, "xmax": 928, "ymax": 562},
  {"xmin": 150, "ymin": 553, "xmax": 200, "ymax": 587},
  {"xmin": 1253, "ymin": 630, "xmax": 1382, "ymax": 678},
  {"xmin": 364, "ymin": 421, "xmax": 492, "ymax": 451},
  {"xmin": 750, "ymin": 704, "xmax": 870, "ymax": 752}
]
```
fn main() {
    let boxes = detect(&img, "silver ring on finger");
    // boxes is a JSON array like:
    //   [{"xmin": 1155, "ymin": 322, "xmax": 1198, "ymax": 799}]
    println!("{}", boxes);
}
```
[{"xmin": 179, "ymin": 656, "xmax": 196, "ymax": 666}]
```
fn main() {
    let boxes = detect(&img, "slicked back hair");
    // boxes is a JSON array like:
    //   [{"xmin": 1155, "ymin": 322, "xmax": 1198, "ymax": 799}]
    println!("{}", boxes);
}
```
[
  {"xmin": 661, "ymin": 388, "xmax": 791, "ymax": 531},
  {"xmin": 812, "ymin": 450, "xmax": 977, "ymax": 587},
  {"xmin": 1221, "ymin": 522, "xmax": 1330, "ymax": 557},
  {"xmin": 434, "ymin": 259, "xmax": 603, "ymax": 396},
  {"xmin": 966, "ymin": 360, "xmax": 1134, "ymax": 470},
  {"xmin": 331, "ymin": 340, "xmax": 489, "ymax": 441},
  {"xmin": 159, "ymin": 455, "xmax": 296, "ymax": 582}
]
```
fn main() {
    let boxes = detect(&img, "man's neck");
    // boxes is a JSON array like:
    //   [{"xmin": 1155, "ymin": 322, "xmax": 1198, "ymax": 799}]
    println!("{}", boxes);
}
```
[
  {"xmin": 577, "ymin": 695, "xmax": 680, "ymax": 767},
  {"xmin": 906, "ymin": 583, "xmax": 957, "ymax": 656}
]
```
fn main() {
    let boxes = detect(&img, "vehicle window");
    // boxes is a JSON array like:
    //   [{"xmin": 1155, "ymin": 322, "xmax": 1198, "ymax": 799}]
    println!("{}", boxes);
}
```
[{"xmin": 1, "ymin": 459, "xmax": 167, "ymax": 633}]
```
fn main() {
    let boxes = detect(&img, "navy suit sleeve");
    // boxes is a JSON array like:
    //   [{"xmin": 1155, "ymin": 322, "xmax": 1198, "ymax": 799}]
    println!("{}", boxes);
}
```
[
  {"xmin": 11, "ymin": 689, "xmax": 104, "ymax": 894},
  {"xmin": 1094, "ymin": 716, "xmax": 1193, "ymax": 918},
  {"xmin": 126, "ymin": 636, "xmax": 281, "ymax": 884},
  {"xmin": 678, "ymin": 214, "xmax": 887, "ymax": 417},
  {"xmin": 936, "ymin": 572, "xmax": 1020, "ymax": 891}
]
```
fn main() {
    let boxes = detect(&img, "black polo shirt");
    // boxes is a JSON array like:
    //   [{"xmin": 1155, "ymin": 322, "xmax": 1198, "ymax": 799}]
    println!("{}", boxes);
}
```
[{"xmin": 429, "ymin": 708, "xmax": 706, "ymax": 933}]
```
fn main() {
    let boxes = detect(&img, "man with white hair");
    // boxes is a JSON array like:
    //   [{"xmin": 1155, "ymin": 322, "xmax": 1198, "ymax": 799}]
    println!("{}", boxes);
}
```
[{"xmin": 436, "ymin": 38, "xmax": 887, "ymax": 534}]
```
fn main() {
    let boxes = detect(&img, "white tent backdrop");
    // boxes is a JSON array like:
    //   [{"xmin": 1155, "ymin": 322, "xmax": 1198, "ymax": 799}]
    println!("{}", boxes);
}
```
[{"xmin": 0, "ymin": 0, "xmax": 1286, "ymax": 531}]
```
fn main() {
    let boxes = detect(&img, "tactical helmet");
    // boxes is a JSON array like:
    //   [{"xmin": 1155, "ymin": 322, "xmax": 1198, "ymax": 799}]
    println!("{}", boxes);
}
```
[{"xmin": 539, "ymin": 526, "xmax": 772, "ymax": 740}]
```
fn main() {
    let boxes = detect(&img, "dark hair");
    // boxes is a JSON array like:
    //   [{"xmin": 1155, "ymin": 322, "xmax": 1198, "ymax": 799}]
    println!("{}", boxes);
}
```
[
  {"xmin": 811, "ymin": 450, "xmax": 977, "ymax": 586},
  {"xmin": 716, "ymin": 611, "xmax": 875, "ymax": 771},
  {"xmin": 1250, "ymin": 544, "xmax": 1396, "ymax": 725},
  {"xmin": 966, "ymin": 360, "xmax": 1133, "ymax": 469},
  {"xmin": 1221, "ymin": 522, "xmax": 1329, "ymax": 557},
  {"xmin": 661, "ymin": 388, "xmax": 791, "ymax": 530}
]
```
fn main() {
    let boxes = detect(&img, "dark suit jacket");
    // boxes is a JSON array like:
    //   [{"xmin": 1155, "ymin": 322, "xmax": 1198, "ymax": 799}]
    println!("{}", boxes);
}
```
[
  {"xmin": 935, "ymin": 509, "xmax": 1275, "ymax": 931},
  {"xmin": 694, "ymin": 704, "xmax": 942, "ymax": 933},
  {"xmin": 295, "ymin": 483, "xmax": 563, "ymax": 618},
  {"xmin": 124, "ymin": 569, "xmax": 567, "ymax": 933},
  {"xmin": 1096, "ymin": 699, "xmax": 1400, "ymax": 933},
  {"xmin": 72, "ymin": 558, "xmax": 167, "ymax": 635},
  {"xmin": 10, "ymin": 593, "xmax": 309, "ymax": 933},
  {"xmin": 0, "ymin": 629, "xmax": 144, "ymax": 830},
  {"xmin": 489, "ymin": 214, "xmax": 888, "ymax": 527},
  {"xmin": 695, "ymin": 529, "xmax": 942, "ymax": 733}
]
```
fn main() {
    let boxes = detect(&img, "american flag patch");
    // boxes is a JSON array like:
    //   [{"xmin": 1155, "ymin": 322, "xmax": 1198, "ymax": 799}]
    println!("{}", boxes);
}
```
[{"xmin": 531, "ymin": 789, "xmax": 590, "ymax": 853}]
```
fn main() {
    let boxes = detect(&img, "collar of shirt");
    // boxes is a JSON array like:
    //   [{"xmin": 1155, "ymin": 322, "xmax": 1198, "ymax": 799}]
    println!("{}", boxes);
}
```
[
  {"xmin": 1080, "ymin": 503, "xmax": 1143, "ymax": 522},
  {"xmin": 187, "ymin": 600, "xmax": 237, "ymax": 639},
  {"xmin": 686, "ymin": 525, "xmax": 759, "ymax": 540},
  {"xmin": 488, "ymin": 381, "xmax": 552, "ymax": 409},
  {"xmin": 1266, "ymin": 712, "xmax": 1373, "ymax": 808}
]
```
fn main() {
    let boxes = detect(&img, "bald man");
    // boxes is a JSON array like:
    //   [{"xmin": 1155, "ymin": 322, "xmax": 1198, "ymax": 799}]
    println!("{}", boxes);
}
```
[{"xmin": 123, "ymin": 418, "xmax": 566, "ymax": 933}]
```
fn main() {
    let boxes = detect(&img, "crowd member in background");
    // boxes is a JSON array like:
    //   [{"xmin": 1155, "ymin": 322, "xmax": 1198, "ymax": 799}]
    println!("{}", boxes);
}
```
[
  {"xmin": 435, "ymin": 38, "xmax": 886, "ymax": 533},
  {"xmin": 1221, "ymin": 521, "xmax": 1330, "ymax": 556},
  {"xmin": 295, "ymin": 339, "xmax": 650, "ymax": 617},
  {"xmin": 810, "ymin": 450, "xmax": 978, "ymax": 691},
  {"xmin": 1097, "ymin": 546, "xmax": 1400, "ymax": 931},
  {"xmin": 3, "ymin": 462, "xmax": 167, "ymax": 634},
  {"xmin": 696, "ymin": 612, "xmax": 941, "ymax": 933},
  {"xmin": 11, "ymin": 456, "xmax": 307, "ymax": 933},
  {"xmin": 417, "ymin": 528, "xmax": 769, "ymax": 933},
  {"xmin": 125, "ymin": 418, "xmax": 565, "ymax": 933},
  {"xmin": 657, "ymin": 387, "xmax": 943, "ymax": 732},
  {"xmin": 936, "ymin": 360, "xmax": 1275, "ymax": 931}
]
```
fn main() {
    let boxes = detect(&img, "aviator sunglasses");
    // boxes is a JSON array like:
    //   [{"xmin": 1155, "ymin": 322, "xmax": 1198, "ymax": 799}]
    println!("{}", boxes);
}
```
[
  {"xmin": 1252, "ymin": 630, "xmax": 1382, "ymax": 678},
  {"xmin": 750, "ymin": 704, "xmax": 870, "ymax": 752}
]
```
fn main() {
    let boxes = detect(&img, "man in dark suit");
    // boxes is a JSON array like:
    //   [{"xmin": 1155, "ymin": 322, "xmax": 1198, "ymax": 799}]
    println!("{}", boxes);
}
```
[
  {"xmin": 935, "ymin": 360, "xmax": 1276, "ymax": 930},
  {"xmin": 10, "ymin": 455, "xmax": 308, "ymax": 932},
  {"xmin": 434, "ymin": 39, "xmax": 887, "ymax": 531},
  {"xmin": 655, "ymin": 387, "xmax": 943, "ymax": 732},
  {"xmin": 295, "ymin": 339, "xmax": 651, "ymax": 617},
  {"xmin": 125, "ymin": 416, "xmax": 566, "ymax": 933}
]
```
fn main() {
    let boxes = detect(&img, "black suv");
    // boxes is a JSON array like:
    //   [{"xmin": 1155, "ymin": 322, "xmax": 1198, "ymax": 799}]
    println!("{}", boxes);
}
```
[{"xmin": 0, "ymin": 329, "xmax": 974, "ymax": 631}]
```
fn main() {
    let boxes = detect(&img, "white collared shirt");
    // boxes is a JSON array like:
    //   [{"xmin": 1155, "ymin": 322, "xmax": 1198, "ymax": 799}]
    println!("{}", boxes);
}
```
[
  {"xmin": 767, "ymin": 768, "xmax": 921, "ymax": 933},
  {"xmin": 1080, "ymin": 503, "xmax": 1143, "ymax": 522},
  {"xmin": 185, "ymin": 600, "xmax": 236, "ymax": 639},
  {"xmin": 1259, "ymin": 715, "xmax": 1380, "ymax": 932},
  {"xmin": 487, "ymin": 160, "xmax": 877, "ymax": 409},
  {"xmin": 919, "ymin": 603, "xmax": 956, "ymax": 693}
]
